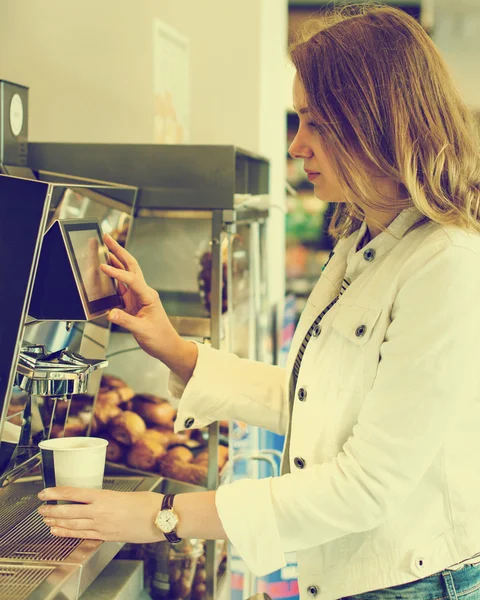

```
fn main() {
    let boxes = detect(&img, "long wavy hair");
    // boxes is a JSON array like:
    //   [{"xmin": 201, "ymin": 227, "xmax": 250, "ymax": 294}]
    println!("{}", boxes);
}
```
[{"xmin": 290, "ymin": 4, "xmax": 480, "ymax": 242}]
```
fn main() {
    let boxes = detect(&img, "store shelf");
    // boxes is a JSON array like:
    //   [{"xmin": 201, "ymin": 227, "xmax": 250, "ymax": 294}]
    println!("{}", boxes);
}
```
[{"xmin": 28, "ymin": 144, "xmax": 270, "ymax": 211}]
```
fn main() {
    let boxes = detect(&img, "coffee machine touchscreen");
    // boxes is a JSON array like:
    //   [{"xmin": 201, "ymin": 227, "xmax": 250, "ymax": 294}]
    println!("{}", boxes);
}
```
[
  {"xmin": 63, "ymin": 221, "xmax": 123, "ymax": 315},
  {"xmin": 68, "ymin": 228, "xmax": 115, "ymax": 301}
]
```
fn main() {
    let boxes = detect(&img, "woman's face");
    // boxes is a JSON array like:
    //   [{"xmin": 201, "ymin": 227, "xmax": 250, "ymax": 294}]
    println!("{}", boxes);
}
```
[{"xmin": 289, "ymin": 75, "xmax": 345, "ymax": 204}]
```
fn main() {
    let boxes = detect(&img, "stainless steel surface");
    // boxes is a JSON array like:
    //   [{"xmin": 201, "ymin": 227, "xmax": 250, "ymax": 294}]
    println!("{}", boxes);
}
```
[
  {"xmin": 0, "ymin": 176, "xmax": 53, "ymax": 449},
  {"xmin": 0, "ymin": 474, "xmax": 160, "ymax": 600},
  {"xmin": 24, "ymin": 563, "xmax": 81, "ymax": 600},
  {"xmin": 15, "ymin": 345, "xmax": 108, "ymax": 397},
  {"xmin": 0, "ymin": 477, "xmax": 143, "ymax": 562},
  {"xmin": 2, "ymin": 456, "xmax": 42, "ymax": 488},
  {"xmin": 28, "ymin": 144, "xmax": 270, "ymax": 211},
  {"xmin": 137, "ymin": 209, "xmax": 213, "ymax": 219},
  {"xmin": 0, "ymin": 563, "xmax": 57, "ymax": 600}
]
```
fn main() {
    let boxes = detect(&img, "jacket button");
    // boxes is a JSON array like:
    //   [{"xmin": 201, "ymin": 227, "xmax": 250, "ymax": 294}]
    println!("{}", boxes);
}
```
[
  {"xmin": 184, "ymin": 417, "xmax": 195, "ymax": 428},
  {"xmin": 355, "ymin": 324, "xmax": 367, "ymax": 337},
  {"xmin": 298, "ymin": 388, "xmax": 307, "ymax": 401},
  {"xmin": 307, "ymin": 585, "xmax": 319, "ymax": 597},
  {"xmin": 363, "ymin": 248, "xmax": 376, "ymax": 262},
  {"xmin": 312, "ymin": 325, "xmax": 321, "ymax": 337},
  {"xmin": 415, "ymin": 557, "xmax": 425, "ymax": 569},
  {"xmin": 294, "ymin": 457, "xmax": 306, "ymax": 469}
]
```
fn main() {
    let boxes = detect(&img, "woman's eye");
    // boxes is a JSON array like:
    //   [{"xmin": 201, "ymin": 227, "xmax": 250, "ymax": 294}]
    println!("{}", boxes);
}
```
[{"xmin": 307, "ymin": 121, "xmax": 319, "ymax": 130}]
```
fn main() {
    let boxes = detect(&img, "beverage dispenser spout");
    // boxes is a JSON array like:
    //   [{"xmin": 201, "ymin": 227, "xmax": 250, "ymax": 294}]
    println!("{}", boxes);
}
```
[{"xmin": 15, "ymin": 344, "xmax": 108, "ymax": 397}]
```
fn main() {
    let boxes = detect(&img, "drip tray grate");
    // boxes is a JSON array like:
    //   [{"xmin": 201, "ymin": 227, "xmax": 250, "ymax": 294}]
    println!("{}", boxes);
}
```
[
  {"xmin": 0, "ymin": 564, "xmax": 55, "ymax": 600},
  {"xmin": 0, "ymin": 476, "xmax": 143, "ymax": 562},
  {"xmin": 0, "ymin": 481, "xmax": 44, "ymax": 540}
]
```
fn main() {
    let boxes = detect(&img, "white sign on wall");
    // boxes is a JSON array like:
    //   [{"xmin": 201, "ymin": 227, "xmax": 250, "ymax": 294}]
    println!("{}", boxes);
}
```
[{"xmin": 153, "ymin": 19, "xmax": 190, "ymax": 144}]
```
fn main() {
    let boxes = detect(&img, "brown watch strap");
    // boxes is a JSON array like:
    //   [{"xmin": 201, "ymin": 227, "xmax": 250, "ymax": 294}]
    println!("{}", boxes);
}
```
[{"xmin": 161, "ymin": 494, "xmax": 181, "ymax": 544}]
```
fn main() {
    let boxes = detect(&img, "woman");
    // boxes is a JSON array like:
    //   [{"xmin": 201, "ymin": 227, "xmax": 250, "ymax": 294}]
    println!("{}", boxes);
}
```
[{"xmin": 37, "ymin": 5, "xmax": 480, "ymax": 599}]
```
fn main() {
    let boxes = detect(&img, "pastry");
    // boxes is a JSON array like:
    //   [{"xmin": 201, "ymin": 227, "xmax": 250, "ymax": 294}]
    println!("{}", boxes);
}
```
[
  {"xmin": 97, "ymin": 389, "xmax": 123, "ymax": 407},
  {"xmin": 132, "ymin": 398, "xmax": 176, "ymax": 427},
  {"xmin": 106, "ymin": 438, "xmax": 126, "ymax": 463},
  {"xmin": 152, "ymin": 426, "xmax": 192, "ymax": 444},
  {"xmin": 94, "ymin": 402, "xmax": 122, "ymax": 427},
  {"xmin": 101, "ymin": 374, "xmax": 127, "ymax": 389},
  {"xmin": 192, "ymin": 445, "xmax": 228, "ymax": 469},
  {"xmin": 109, "ymin": 411, "xmax": 146, "ymax": 446},
  {"xmin": 127, "ymin": 437, "xmax": 167, "ymax": 471},
  {"xmin": 116, "ymin": 386, "xmax": 135, "ymax": 403},
  {"xmin": 131, "ymin": 393, "xmax": 167, "ymax": 405},
  {"xmin": 148, "ymin": 427, "xmax": 175, "ymax": 447},
  {"xmin": 157, "ymin": 457, "xmax": 207, "ymax": 486},
  {"xmin": 165, "ymin": 446, "xmax": 194, "ymax": 463}
]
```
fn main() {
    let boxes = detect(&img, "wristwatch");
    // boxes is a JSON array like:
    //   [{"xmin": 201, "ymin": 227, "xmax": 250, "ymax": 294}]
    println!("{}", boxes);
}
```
[{"xmin": 154, "ymin": 494, "xmax": 182, "ymax": 544}]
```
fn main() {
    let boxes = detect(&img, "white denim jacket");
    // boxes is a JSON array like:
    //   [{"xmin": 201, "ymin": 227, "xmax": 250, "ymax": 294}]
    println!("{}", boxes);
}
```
[{"xmin": 169, "ymin": 206, "xmax": 480, "ymax": 600}]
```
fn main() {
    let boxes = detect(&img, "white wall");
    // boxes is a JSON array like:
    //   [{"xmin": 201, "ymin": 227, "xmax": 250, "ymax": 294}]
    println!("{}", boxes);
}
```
[
  {"xmin": 0, "ymin": 0, "xmax": 287, "ymax": 310},
  {"xmin": 433, "ymin": 0, "xmax": 480, "ymax": 111}
]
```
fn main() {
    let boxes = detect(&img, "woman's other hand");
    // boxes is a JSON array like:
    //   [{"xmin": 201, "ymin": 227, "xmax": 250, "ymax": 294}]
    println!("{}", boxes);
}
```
[
  {"xmin": 101, "ymin": 234, "xmax": 198, "ymax": 382},
  {"xmin": 37, "ymin": 487, "xmax": 166, "ymax": 544}
]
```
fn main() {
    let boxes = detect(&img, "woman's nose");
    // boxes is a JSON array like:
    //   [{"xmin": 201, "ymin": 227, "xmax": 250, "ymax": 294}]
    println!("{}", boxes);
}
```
[{"xmin": 288, "ymin": 134, "xmax": 313, "ymax": 160}]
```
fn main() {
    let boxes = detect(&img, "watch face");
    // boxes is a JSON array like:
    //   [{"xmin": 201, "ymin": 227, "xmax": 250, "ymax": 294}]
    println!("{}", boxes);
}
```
[{"xmin": 156, "ymin": 509, "xmax": 179, "ymax": 534}]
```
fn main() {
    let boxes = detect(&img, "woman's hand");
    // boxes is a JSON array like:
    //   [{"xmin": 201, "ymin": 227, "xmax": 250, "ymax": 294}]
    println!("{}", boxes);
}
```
[
  {"xmin": 101, "ymin": 234, "xmax": 197, "ymax": 382},
  {"xmin": 37, "ymin": 487, "xmax": 166, "ymax": 544}
]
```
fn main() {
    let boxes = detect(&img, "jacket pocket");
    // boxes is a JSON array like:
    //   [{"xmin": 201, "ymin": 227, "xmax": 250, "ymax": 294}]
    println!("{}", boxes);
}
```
[
  {"xmin": 331, "ymin": 304, "xmax": 382, "ymax": 345},
  {"xmin": 330, "ymin": 304, "xmax": 382, "ymax": 393}
]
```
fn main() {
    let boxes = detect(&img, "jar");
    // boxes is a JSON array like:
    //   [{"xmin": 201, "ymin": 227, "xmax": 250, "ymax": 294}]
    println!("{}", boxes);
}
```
[{"xmin": 144, "ymin": 540, "xmax": 204, "ymax": 600}]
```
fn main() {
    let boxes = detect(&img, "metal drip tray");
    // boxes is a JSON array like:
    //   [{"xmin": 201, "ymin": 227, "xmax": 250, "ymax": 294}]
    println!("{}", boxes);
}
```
[
  {"xmin": 0, "ymin": 562, "xmax": 80, "ymax": 600},
  {"xmin": 0, "ymin": 474, "xmax": 161, "ymax": 599},
  {"xmin": 0, "ymin": 477, "xmax": 144, "ymax": 562},
  {"xmin": 0, "ymin": 480, "xmax": 45, "ymax": 540},
  {"xmin": 0, "ymin": 564, "xmax": 55, "ymax": 600}
]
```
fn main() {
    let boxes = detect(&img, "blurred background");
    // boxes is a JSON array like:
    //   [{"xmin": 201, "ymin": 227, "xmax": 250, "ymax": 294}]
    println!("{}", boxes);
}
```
[{"xmin": 1, "ymin": 0, "xmax": 478, "ymax": 324}]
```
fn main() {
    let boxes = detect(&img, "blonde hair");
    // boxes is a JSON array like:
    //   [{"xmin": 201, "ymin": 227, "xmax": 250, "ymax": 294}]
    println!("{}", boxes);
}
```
[{"xmin": 289, "ymin": 4, "xmax": 480, "ymax": 242}]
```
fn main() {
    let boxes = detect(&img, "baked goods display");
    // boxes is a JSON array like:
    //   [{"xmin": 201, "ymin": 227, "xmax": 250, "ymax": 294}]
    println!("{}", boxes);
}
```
[
  {"xmin": 46, "ymin": 373, "xmax": 228, "ymax": 486},
  {"xmin": 197, "ymin": 234, "xmax": 249, "ymax": 315},
  {"xmin": 92, "ymin": 374, "xmax": 228, "ymax": 486}
]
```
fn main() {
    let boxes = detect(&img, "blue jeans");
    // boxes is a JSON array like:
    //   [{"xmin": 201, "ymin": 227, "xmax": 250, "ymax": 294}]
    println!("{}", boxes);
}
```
[{"xmin": 342, "ymin": 563, "xmax": 480, "ymax": 599}]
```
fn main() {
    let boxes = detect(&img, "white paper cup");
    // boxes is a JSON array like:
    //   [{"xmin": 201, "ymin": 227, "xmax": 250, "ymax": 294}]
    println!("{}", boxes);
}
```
[{"xmin": 39, "ymin": 437, "xmax": 108, "ymax": 492}]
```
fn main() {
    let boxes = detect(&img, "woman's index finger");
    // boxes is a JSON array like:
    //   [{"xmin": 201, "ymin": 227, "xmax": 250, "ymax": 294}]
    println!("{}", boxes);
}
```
[{"xmin": 103, "ymin": 234, "xmax": 138, "ymax": 273}]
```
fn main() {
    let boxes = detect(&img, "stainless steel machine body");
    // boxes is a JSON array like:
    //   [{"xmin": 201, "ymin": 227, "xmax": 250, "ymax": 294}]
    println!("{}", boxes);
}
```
[{"xmin": 0, "ymin": 172, "xmax": 169, "ymax": 599}]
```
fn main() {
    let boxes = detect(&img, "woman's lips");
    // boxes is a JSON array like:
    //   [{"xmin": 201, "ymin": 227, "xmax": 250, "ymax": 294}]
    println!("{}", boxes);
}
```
[{"xmin": 307, "ymin": 172, "xmax": 321, "ymax": 182}]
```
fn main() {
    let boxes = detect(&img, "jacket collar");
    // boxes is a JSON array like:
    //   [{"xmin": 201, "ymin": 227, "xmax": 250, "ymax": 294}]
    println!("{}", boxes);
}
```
[{"xmin": 319, "ymin": 205, "xmax": 426, "ymax": 298}]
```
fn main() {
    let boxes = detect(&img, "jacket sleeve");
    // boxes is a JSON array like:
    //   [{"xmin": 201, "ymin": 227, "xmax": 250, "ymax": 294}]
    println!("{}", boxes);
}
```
[
  {"xmin": 214, "ymin": 243, "xmax": 480, "ymax": 576},
  {"xmin": 170, "ymin": 343, "xmax": 288, "ymax": 436}
]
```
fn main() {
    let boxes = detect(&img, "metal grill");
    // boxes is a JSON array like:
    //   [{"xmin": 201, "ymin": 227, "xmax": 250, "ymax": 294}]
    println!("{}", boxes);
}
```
[
  {"xmin": 0, "ymin": 477, "xmax": 143, "ymax": 562},
  {"xmin": 0, "ymin": 481, "xmax": 44, "ymax": 540},
  {"xmin": 0, "ymin": 564, "xmax": 55, "ymax": 600}
]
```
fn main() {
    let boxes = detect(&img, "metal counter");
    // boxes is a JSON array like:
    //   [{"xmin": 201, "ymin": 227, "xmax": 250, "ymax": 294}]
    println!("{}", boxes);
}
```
[{"xmin": 0, "ymin": 474, "xmax": 162, "ymax": 600}]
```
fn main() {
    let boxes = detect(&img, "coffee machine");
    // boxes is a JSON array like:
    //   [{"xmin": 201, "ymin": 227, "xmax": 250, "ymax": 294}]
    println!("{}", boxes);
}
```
[{"xmin": 0, "ymin": 172, "xmax": 163, "ymax": 599}]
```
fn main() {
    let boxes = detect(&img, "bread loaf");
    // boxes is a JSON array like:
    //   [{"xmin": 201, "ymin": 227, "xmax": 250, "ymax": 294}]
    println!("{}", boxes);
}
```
[
  {"xmin": 158, "ymin": 456, "xmax": 207, "ymax": 486},
  {"xmin": 101, "ymin": 374, "xmax": 127, "ymax": 389},
  {"xmin": 192, "ymin": 445, "xmax": 228, "ymax": 470},
  {"xmin": 109, "ymin": 411, "xmax": 146, "ymax": 446},
  {"xmin": 106, "ymin": 438, "xmax": 126, "ymax": 462},
  {"xmin": 127, "ymin": 436, "xmax": 167, "ymax": 471},
  {"xmin": 132, "ymin": 398, "xmax": 176, "ymax": 427},
  {"xmin": 94, "ymin": 402, "xmax": 122, "ymax": 427},
  {"xmin": 131, "ymin": 393, "xmax": 166, "ymax": 405}
]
